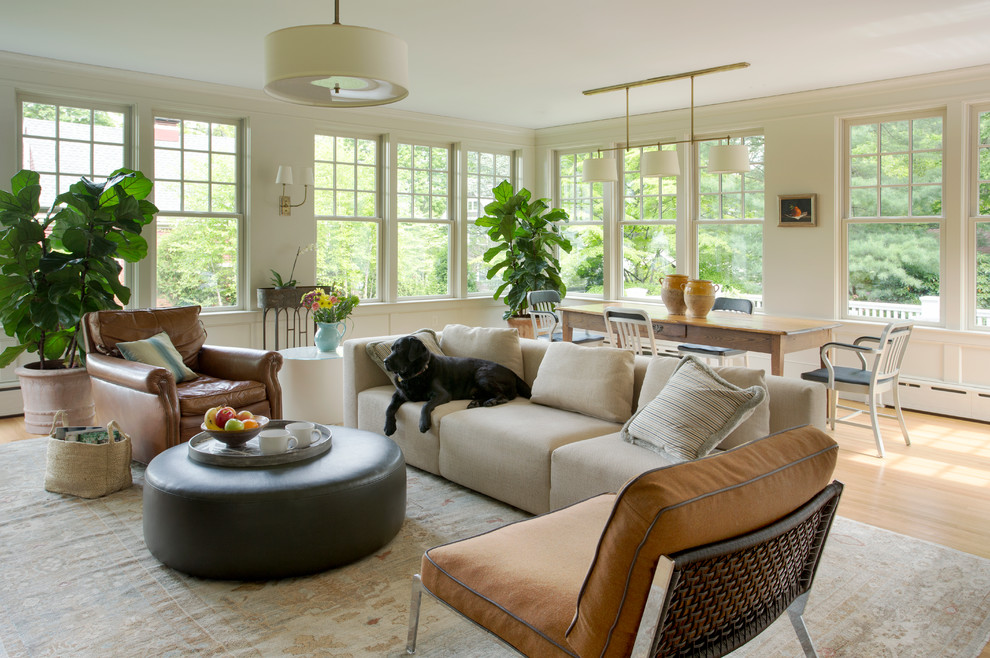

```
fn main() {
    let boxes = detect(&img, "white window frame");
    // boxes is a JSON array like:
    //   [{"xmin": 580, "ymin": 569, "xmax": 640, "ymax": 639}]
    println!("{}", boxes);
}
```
[
  {"xmin": 462, "ymin": 146, "xmax": 516, "ymax": 298},
  {"xmin": 151, "ymin": 113, "xmax": 245, "ymax": 312},
  {"xmin": 554, "ymin": 148, "xmax": 611, "ymax": 299},
  {"xmin": 840, "ymin": 109, "xmax": 945, "ymax": 326},
  {"xmin": 969, "ymin": 104, "xmax": 990, "ymax": 330}
]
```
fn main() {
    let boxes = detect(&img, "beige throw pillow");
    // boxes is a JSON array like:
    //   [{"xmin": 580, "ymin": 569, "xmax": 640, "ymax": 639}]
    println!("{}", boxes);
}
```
[
  {"xmin": 636, "ymin": 358, "xmax": 770, "ymax": 450},
  {"xmin": 622, "ymin": 356, "xmax": 766, "ymax": 462},
  {"xmin": 365, "ymin": 329, "xmax": 444, "ymax": 385},
  {"xmin": 531, "ymin": 342, "xmax": 635, "ymax": 423},
  {"xmin": 439, "ymin": 324, "xmax": 524, "ymax": 378}
]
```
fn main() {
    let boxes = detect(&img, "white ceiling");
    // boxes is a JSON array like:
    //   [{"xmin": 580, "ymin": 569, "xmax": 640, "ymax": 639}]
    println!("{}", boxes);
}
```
[{"xmin": 3, "ymin": 0, "xmax": 990, "ymax": 129}]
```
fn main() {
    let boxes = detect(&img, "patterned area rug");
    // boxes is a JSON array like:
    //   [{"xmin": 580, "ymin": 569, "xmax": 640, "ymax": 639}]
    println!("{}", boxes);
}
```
[{"xmin": 0, "ymin": 437, "xmax": 988, "ymax": 657}]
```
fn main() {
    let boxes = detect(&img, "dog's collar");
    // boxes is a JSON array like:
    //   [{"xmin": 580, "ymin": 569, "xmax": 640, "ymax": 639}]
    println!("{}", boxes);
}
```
[{"xmin": 396, "ymin": 363, "xmax": 429, "ymax": 383}]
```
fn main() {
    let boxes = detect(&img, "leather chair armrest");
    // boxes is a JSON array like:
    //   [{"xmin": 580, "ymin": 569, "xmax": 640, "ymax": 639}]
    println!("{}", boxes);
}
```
[
  {"xmin": 198, "ymin": 345, "xmax": 284, "ymax": 418},
  {"xmin": 85, "ymin": 352, "xmax": 175, "ymax": 394}
]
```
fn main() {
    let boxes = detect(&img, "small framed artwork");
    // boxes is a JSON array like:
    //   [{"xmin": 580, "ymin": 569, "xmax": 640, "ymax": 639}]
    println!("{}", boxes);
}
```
[{"xmin": 778, "ymin": 194, "xmax": 817, "ymax": 227}]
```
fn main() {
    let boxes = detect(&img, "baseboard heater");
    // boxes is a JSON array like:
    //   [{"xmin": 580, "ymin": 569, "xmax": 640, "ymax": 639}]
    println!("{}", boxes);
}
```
[{"xmin": 878, "ymin": 378, "xmax": 990, "ymax": 423}]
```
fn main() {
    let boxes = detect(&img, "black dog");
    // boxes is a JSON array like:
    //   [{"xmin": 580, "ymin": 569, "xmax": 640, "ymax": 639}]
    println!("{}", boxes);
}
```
[{"xmin": 382, "ymin": 335, "xmax": 531, "ymax": 436}]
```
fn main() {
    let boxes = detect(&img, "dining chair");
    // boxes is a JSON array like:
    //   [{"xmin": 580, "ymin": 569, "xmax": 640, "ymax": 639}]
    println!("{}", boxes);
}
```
[
  {"xmin": 527, "ymin": 290, "xmax": 605, "ymax": 344},
  {"xmin": 800, "ymin": 320, "xmax": 913, "ymax": 458},
  {"xmin": 677, "ymin": 296, "xmax": 753, "ymax": 366},
  {"xmin": 604, "ymin": 306, "xmax": 666, "ymax": 356}
]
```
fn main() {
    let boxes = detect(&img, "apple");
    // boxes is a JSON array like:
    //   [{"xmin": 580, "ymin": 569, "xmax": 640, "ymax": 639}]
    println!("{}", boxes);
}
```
[
  {"xmin": 236, "ymin": 410, "xmax": 254, "ymax": 421},
  {"xmin": 224, "ymin": 418, "xmax": 245, "ymax": 431},
  {"xmin": 215, "ymin": 406, "xmax": 236, "ymax": 428}
]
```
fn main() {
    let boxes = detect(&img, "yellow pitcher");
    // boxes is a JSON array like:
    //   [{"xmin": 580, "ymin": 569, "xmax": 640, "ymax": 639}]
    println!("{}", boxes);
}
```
[
  {"xmin": 660, "ymin": 274, "xmax": 689, "ymax": 315},
  {"xmin": 684, "ymin": 279, "xmax": 720, "ymax": 318}
]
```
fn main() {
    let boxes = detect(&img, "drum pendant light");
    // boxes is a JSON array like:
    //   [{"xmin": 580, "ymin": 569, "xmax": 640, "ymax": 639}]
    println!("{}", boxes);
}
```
[{"xmin": 264, "ymin": 0, "xmax": 409, "ymax": 107}]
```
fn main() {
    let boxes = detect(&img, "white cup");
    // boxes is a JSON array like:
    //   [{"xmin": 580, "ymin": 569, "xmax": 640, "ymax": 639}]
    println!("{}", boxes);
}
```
[
  {"xmin": 286, "ymin": 422, "xmax": 320, "ymax": 449},
  {"xmin": 258, "ymin": 429, "xmax": 298, "ymax": 455}
]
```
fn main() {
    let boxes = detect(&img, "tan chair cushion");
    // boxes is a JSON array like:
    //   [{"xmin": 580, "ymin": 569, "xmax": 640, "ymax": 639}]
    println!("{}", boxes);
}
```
[
  {"xmin": 176, "ymin": 375, "xmax": 268, "ymax": 416},
  {"xmin": 531, "ymin": 342, "xmax": 635, "ymax": 423},
  {"xmin": 566, "ymin": 425, "xmax": 838, "ymax": 657},
  {"xmin": 85, "ymin": 306, "xmax": 207, "ymax": 368},
  {"xmin": 439, "ymin": 323, "xmax": 525, "ymax": 378},
  {"xmin": 422, "ymin": 494, "xmax": 616, "ymax": 658}
]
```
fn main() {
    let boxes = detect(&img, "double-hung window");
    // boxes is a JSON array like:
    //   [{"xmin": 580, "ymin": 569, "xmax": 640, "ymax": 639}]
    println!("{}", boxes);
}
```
[
  {"xmin": 621, "ymin": 145, "xmax": 678, "ymax": 298},
  {"xmin": 396, "ymin": 142, "xmax": 452, "ymax": 298},
  {"xmin": 843, "ymin": 113, "xmax": 943, "ymax": 323},
  {"xmin": 465, "ymin": 149, "xmax": 513, "ymax": 295},
  {"xmin": 557, "ymin": 151, "xmax": 607, "ymax": 295},
  {"xmin": 973, "ymin": 109, "xmax": 990, "ymax": 328},
  {"xmin": 696, "ymin": 135, "xmax": 765, "ymax": 304},
  {"xmin": 153, "ymin": 116, "xmax": 242, "ymax": 310},
  {"xmin": 314, "ymin": 134, "xmax": 381, "ymax": 300},
  {"xmin": 20, "ymin": 99, "xmax": 129, "ymax": 207}
]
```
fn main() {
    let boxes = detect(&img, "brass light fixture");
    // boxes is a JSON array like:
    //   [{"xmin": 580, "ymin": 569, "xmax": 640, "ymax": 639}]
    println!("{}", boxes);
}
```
[
  {"xmin": 581, "ymin": 62, "xmax": 751, "ymax": 182},
  {"xmin": 276, "ymin": 166, "xmax": 313, "ymax": 216}
]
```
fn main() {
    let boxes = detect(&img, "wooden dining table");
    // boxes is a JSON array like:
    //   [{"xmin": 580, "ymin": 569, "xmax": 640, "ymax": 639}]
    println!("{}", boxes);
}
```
[{"xmin": 559, "ymin": 302, "xmax": 841, "ymax": 377}]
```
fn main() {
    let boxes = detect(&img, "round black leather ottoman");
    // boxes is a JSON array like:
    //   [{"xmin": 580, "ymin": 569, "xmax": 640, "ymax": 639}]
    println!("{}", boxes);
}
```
[{"xmin": 143, "ymin": 427, "xmax": 406, "ymax": 579}]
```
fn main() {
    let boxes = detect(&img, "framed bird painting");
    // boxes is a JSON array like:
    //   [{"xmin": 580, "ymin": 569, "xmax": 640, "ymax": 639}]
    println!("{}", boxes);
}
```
[{"xmin": 778, "ymin": 193, "xmax": 817, "ymax": 227}]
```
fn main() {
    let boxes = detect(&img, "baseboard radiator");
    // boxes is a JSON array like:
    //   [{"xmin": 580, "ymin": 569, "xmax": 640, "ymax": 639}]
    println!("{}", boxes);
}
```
[{"xmin": 878, "ymin": 378, "xmax": 990, "ymax": 423}]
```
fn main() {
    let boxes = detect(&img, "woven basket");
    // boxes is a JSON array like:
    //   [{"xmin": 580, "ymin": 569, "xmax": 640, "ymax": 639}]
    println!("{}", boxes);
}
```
[{"xmin": 44, "ymin": 413, "xmax": 132, "ymax": 499}]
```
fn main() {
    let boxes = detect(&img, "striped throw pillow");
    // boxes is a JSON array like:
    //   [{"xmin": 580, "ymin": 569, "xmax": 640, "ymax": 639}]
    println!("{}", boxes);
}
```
[
  {"xmin": 116, "ymin": 332, "xmax": 197, "ymax": 383},
  {"xmin": 621, "ymin": 356, "xmax": 766, "ymax": 462}
]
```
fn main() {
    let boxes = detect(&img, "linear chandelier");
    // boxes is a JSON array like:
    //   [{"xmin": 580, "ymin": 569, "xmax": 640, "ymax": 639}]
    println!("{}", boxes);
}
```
[
  {"xmin": 264, "ymin": 0, "xmax": 409, "ymax": 107},
  {"xmin": 581, "ymin": 62, "xmax": 751, "ymax": 182}
]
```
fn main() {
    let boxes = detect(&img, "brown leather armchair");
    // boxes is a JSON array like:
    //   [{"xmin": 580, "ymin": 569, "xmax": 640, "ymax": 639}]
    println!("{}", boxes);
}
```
[{"xmin": 83, "ymin": 306, "xmax": 283, "ymax": 464}]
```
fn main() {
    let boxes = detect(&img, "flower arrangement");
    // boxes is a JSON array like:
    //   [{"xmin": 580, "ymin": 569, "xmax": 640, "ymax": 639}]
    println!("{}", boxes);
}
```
[{"xmin": 301, "ymin": 284, "xmax": 360, "ymax": 324}]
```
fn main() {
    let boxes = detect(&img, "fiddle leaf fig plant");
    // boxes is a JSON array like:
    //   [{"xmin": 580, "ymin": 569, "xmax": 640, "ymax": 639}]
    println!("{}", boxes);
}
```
[
  {"xmin": 476, "ymin": 180, "xmax": 572, "ymax": 319},
  {"xmin": 0, "ymin": 168, "xmax": 158, "ymax": 369}
]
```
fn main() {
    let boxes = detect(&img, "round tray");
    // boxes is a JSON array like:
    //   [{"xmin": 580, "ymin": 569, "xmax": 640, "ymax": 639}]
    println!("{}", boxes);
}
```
[{"xmin": 188, "ymin": 420, "xmax": 333, "ymax": 467}]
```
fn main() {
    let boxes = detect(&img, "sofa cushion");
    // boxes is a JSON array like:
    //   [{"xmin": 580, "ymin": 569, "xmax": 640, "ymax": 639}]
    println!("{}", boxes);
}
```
[
  {"xmin": 636, "ymin": 357, "xmax": 770, "ymax": 450},
  {"xmin": 364, "ymin": 328, "xmax": 443, "ymax": 385},
  {"xmin": 439, "ymin": 324, "xmax": 524, "ymax": 378},
  {"xmin": 116, "ymin": 331, "xmax": 198, "ymax": 383},
  {"xmin": 566, "ymin": 425, "xmax": 839, "ymax": 657},
  {"xmin": 176, "ymin": 375, "xmax": 268, "ymax": 415},
  {"xmin": 622, "ymin": 356, "xmax": 765, "ymax": 462},
  {"xmin": 438, "ymin": 399, "xmax": 622, "ymax": 514},
  {"xmin": 531, "ymin": 343, "xmax": 635, "ymax": 423}
]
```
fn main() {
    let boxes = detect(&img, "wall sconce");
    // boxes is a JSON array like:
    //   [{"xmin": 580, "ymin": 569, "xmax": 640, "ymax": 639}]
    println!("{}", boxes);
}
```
[{"xmin": 276, "ymin": 165, "xmax": 314, "ymax": 216}]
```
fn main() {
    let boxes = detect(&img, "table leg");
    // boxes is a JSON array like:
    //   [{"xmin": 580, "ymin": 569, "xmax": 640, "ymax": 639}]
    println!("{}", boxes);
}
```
[
  {"xmin": 770, "ymin": 335, "xmax": 783, "ymax": 377},
  {"xmin": 561, "ymin": 311, "xmax": 574, "ymax": 342}
]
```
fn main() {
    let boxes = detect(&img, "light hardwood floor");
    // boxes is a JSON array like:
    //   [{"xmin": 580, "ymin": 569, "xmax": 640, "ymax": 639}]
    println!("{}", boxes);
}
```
[{"xmin": 2, "ymin": 409, "xmax": 988, "ymax": 654}]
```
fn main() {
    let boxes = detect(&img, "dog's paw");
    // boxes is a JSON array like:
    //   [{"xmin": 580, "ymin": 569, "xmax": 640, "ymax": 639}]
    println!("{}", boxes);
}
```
[
  {"xmin": 467, "ymin": 400, "xmax": 480, "ymax": 409},
  {"xmin": 419, "ymin": 417, "xmax": 432, "ymax": 433},
  {"xmin": 384, "ymin": 419, "xmax": 397, "ymax": 436},
  {"xmin": 483, "ymin": 396, "xmax": 508, "ymax": 407}
]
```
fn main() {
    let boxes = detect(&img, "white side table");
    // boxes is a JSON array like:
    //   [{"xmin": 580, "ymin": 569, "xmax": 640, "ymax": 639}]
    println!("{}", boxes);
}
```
[{"xmin": 277, "ymin": 346, "xmax": 343, "ymax": 425}]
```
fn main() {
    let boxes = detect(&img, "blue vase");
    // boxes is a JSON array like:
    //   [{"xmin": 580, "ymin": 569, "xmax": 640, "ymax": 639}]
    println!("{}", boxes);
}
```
[{"xmin": 315, "ymin": 322, "xmax": 346, "ymax": 353}]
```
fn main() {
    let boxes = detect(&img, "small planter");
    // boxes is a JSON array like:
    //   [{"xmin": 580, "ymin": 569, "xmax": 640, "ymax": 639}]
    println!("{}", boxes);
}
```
[
  {"xmin": 507, "ymin": 316, "xmax": 535, "ymax": 339},
  {"xmin": 16, "ymin": 363, "xmax": 95, "ymax": 434}
]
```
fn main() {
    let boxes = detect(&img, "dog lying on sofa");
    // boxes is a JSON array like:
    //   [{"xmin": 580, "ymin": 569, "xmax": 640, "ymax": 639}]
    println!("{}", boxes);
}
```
[{"xmin": 383, "ymin": 334, "xmax": 531, "ymax": 436}]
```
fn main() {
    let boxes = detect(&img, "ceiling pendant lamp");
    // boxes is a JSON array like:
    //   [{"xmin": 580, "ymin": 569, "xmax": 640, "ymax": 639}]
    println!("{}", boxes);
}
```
[
  {"xmin": 707, "ymin": 143, "xmax": 751, "ymax": 174},
  {"xmin": 264, "ymin": 0, "xmax": 409, "ymax": 107},
  {"xmin": 582, "ymin": 155, "xmax": 619, "ymax": 183},
  {"xmin": 641, "ymin": 150, "xmax": 680, "ymax": 177}
]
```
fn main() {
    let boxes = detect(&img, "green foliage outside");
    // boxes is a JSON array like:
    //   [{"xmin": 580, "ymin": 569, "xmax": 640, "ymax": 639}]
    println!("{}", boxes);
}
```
[
  {"xmin": 317, "ymin": 221, "xmax": 378, "ymax": 299},
  {"xmin": 156, "ymin": 217, "xmax": 237, "ymax": 308}
]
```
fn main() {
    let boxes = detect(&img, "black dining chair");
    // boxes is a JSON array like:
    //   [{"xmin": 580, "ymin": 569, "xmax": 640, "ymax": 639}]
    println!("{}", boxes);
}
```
[{"xmin": 677, "ymin": 297, "xmax": 754, "ymax": 366}]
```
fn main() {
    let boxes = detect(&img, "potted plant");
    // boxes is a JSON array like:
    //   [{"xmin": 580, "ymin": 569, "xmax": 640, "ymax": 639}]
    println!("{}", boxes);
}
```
[
  {"xmin": 0, "ymin": 169, "xmax": 157, "ymax": 432},
  {"xmin": 476, "ymin": 180, "xmax": 572, "ymax": 337}
]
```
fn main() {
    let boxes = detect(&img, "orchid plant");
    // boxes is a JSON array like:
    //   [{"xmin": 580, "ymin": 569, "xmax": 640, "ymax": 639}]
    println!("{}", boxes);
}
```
[{"xmin": 301, "ymin": 283, "xmax": 360, "ymax": 324}]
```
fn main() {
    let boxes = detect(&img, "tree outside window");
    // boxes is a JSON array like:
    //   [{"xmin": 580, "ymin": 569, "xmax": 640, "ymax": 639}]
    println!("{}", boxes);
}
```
[
  {"xmin": 466, "ymin": 150, "xmax": 512, "ymax": 295},
  {"xmin": 557, "ymin": 152, "xmax": 605, "ymax": 295},
  {"xmin": 974, "ymin": 110, "xmax": 990, "ymax": 327},
  {"xmin": 621, "ymin": 145, "xmax": 677, "ymax": 298},
  {"xmin": 396, "ymin": 143, "xmax": 451, "ymax": 298},
  {"xmin": 153, "ymin": 117, "xmax": 240, "ymax": 309}
]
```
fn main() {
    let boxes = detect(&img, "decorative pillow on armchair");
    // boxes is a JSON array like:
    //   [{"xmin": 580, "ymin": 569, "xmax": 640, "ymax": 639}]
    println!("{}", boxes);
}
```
[
  {"xmin": 622, "ymin": 356, "xmax": 765, "ymax": 462},
  {"xmin": 116, "ymin": 332, "xmax": 198, "ymax": 383}
]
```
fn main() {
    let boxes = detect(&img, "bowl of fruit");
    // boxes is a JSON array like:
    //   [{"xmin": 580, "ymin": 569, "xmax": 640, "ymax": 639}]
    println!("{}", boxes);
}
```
[{"xmin": 201, "ymin": 406, "xmax": 270, "ymax": 447}]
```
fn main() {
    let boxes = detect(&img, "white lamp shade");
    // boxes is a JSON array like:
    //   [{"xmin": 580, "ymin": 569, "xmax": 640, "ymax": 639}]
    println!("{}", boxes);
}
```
[
  {"xmin": 641, "ymin": 150, "xmax": 680, "ymax": 177},
  {"xmin": 581, "ymin": 157, "xmax": 618, "ymax": 183},
  {"xmin": 264, "ymin": 24, "xmax": 409, "ymax": 107},
  {"xmin": 302, "ymin": 167, "xmax": 314, "ymax": 185},
  {"xmin": 707, "ymin": 144, "xmax": 751, "ymax": 174},
  {"xmin": 276, "ymin": 165, "xmax": 293, "ymax": 185}
]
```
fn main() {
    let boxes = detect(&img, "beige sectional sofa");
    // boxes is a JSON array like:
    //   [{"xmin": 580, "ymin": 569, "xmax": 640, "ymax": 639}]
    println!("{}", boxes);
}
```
[{"xmin": 343, "ymin": 325, "xmax": 826, "ymax": 515}]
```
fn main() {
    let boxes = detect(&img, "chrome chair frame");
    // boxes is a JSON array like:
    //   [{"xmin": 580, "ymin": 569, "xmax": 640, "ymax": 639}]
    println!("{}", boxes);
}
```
[
  {"xmin": 677, "ymin": 296, "xmax": 754, "ymax": 366},
  {"xmin": 604, "ymin": 306, "xmax": 665, "ymax": 357}
]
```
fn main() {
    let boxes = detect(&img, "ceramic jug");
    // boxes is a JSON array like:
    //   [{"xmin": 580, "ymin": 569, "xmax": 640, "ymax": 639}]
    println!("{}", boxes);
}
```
[
  {"xmin": 660, "ymin": 274, "xmax": 689, "ymax": 315},
  {"xmin": 684, "ymin": 279, "xmax": 720, "ymax": 318}
]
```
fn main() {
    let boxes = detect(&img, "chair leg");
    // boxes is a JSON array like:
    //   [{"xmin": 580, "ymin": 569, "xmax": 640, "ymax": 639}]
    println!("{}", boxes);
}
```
[
  {"xmin": 827, "ymin": 389, "xmax": 836, "ymax": 431},
  {"xmin": 406, "ymin": 574, "xmax": 424, "ymax": 654},
  {"xmin": 891, "ymin": 383, "xmax": 912, "ymax": 446},
  {"xmin": 786, "ymin": 593, "xmax": 820, "ymax": 658},
  {"xmin": 868, "ymin": 392, "xmax": 886, "ymax": 458}
]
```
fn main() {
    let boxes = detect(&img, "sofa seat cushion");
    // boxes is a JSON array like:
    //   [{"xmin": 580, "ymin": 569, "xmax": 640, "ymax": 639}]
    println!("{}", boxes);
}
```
[
  {"xmin": 550, "ymin": 432, "xmax": 680, "ymax": 511},
  {"xmin": 177, "ymin": 375, "xmax": 268, "ymax": 416},
  {"xmin": 356, "ymin": 386, "xmax": 470, "ymax": 475},
  {"xmin": 422, "ymin": 493, "xmax": 615, "ymax": 658},
  {"xmin": 438, "ymin": 399, "xmax": 623, "ymax": 514}
]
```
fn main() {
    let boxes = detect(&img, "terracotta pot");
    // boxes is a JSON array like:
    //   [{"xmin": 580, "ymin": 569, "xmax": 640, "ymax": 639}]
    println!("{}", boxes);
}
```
[
  {"xmin": 16, "ymin": 363, "xmax": 95, "ymax": 434},
  {"xmin": 684, "ymin": 279, "xmax": 721, "ymax": 318},
  {"xmin": 507, "ymin": 315, "xmax": 535, "ymax": 339},
  {"xmin": 660, "ymin": 274, "xmax": 689, "ymax": 315}
]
